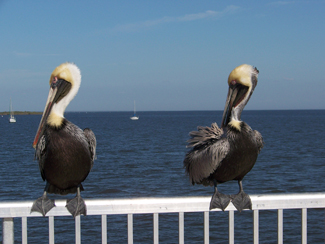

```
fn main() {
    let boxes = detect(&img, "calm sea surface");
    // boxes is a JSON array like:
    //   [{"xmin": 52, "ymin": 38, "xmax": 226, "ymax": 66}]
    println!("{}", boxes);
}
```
[{"xmin": 0, "ymin": 110, "xmax": 325, "ymax": 243}]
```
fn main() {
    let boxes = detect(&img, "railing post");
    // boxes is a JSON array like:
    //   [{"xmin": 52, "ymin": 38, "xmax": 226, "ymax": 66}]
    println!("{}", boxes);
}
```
[
  {"xmin": 278, "ymin": 209, "xmax": 283, "ymax": 244},
  {"xmin": 128, "ymin": 213, "xmax": 133, "ymax": 244},
  {"xmin": 3, "ymin": 218, "xmax": 14, "ymax": 244},
  {"xmin": 229, "ymin": 211, "xmax": 234, "ymax": 244},
  {"xmin": 75, "ymin": 215, "xmax": 81, "ymax": 244},
  {"xmin": 301, "ymin": 208, "xmax": 307, "ymax": 244},
  {"xmin": 49, "ymin": 216, "xmax": 55, "ymax": 244},
  {"xmin": 22, "ymin": 217, "xmax": 27, "ymax": 244},
  {"xmin": 253, "ymin": 210, "xmax": 259, "ymax": 244},
  {"xmin": 101, "ymin": 215, "xmax": 107, "ymax": 244},
  {"xmin": 178, "ymin": 212, "xmax": 184, "ymax": 244},
  {"xmin": 204, "ymin": 211, "xmax": 209, "ymax": 244},
  {"xmin": 153, "ymin": 213, "xmax": 159, "ymax": 244}
]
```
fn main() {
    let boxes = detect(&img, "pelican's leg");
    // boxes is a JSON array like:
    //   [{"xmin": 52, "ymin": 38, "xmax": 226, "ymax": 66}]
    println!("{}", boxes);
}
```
[
  {"xmin": 230, "ymin": 180, "xmax": 252, "ymax": 212},
  {"xmin": 66, "ymin": 186, "xmax": 87, "ymax": 218},
  {"xmin": 210, "ymin": 180, "xmax": 231, "ymax": 211},
  {"xmin": 31, "ymin": 183, "xmax": 56, "ymax": 217}
]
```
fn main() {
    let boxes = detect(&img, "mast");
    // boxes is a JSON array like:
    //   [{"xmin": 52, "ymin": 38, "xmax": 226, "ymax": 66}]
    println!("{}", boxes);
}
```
[
  {"xmin": 9, "ymin": 97, "xmax": 16, "ymax": 122},
  {"xmin": 10, "ymin": 98, "xmax": 13, "ymax": 117}
]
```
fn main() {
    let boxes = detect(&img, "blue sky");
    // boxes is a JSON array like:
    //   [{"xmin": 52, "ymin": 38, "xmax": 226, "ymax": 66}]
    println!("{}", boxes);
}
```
[{"xmin": 0, "ymin": 0, "xmax": 324, "ymax": 112}]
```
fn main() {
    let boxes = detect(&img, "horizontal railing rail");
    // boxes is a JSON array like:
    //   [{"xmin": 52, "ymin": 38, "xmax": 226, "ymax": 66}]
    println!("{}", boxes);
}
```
[{"xmin": 1, "ymin": 192, "xmax": 325, "ymax": 244}]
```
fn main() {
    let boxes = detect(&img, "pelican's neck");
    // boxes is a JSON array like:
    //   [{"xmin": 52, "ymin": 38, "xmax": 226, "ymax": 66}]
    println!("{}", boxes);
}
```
[
  {"xmin": 228, "ymin": 108, "xmax": 242, "ymax": 131},
  {"xmin": 47, "ymin": 104, "xmax": 65, "ymax": 128},
  {"xmin": 47, "ymin": 98, "xmax": 69, "ymax": 128},
  {"xmin": 228, "ymin": 119, "xmax": 241, "ymax": 131},
  {"xmin": 47, "ymin": 78, "xmax": 79, "ymax": 128}
]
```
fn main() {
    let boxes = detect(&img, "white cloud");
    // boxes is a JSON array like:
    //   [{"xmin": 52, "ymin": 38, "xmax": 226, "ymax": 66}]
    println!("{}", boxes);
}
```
[{"xmin": 112, "ymin": 5, "xmax": 240, "ymax": 33}]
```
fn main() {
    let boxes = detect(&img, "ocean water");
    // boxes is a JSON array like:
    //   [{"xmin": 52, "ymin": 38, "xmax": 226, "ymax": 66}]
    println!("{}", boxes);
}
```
[{"xmin": 0, "ymin": 110, "xmax": 325, "ymax": 243}]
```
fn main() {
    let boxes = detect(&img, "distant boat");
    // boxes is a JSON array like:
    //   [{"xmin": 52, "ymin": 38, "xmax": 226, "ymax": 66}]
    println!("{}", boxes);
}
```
[
  {"xmin": 9, "ymin": 98, "xmax": 16, "ymax": 123},
  {"xmin": 130, "ymin": 101, "xmax": 139, "ymax": 120}
]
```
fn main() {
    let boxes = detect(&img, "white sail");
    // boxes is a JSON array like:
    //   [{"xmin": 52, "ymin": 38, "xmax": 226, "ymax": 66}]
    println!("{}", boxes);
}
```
[
  {"xmin": 9, "ymin": 97, "xmax": 16, "ymax": 123},
  {"xmin": 130, "ymin": 100, "xmax": 139, "ymax": 120}
]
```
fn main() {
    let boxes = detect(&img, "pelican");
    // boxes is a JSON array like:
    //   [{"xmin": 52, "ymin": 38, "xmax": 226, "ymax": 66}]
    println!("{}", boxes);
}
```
[
  {"xmin": 183, "ymin": 64, "xmax": 263, "ymax": 212},
  {"xmin": 31, "ymin": 62, "xmax": 96, "ymax": 217}
]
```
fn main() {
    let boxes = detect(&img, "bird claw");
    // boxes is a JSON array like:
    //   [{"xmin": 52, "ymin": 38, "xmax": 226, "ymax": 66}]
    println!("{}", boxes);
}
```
[
  {"xmin": 210, "ymin": 191, "xmax": 231, "ymax": 211},
  {"xmin": 230, "ymin": 191, "xmax": 252, "ymax": 212},
  {"xmin": 31, "ymin": 194, "xmax": 56, "ymax": 216},
  {"xmin": 66, "ymin": 195, "xmax": 87, "ymax": 218}
]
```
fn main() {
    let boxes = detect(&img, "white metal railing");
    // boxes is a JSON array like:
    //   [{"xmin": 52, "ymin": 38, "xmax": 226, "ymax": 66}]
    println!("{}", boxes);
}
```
[{"xmin": 1, "ymin": 192, "xmax": 325, "ymax": 244}]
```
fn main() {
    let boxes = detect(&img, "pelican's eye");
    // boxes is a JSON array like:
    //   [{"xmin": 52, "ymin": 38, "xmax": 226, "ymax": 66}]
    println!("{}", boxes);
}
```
[{"xmin": 230, "ymin": 80, "xmax": 237, "ymax": 86}]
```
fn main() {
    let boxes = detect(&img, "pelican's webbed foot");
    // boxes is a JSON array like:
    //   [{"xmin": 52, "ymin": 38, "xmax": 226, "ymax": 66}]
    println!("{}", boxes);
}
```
[
  {"xmin": 31, "ymin": 192, "xmax": 56, "ymax": 217},
  {"xmin": 230, "ymin": 180, "xmax": 252, "ymax": 212},
  {"xmin": 210, "ymin": 182, "xmax": 231, "ymax": 211},
  {"xmin": 66, "ymin": 187, "xmax": 87, "ymax": 217},
  {"xmin": 230, "ymin": 191, "xmax": 252, "ymax": 212}
]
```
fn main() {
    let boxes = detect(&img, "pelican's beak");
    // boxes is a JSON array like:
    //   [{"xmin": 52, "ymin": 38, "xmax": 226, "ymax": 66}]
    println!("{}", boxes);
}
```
[
  {"xmin": 221, "ymin": 81, "xmax": 249, "ymax": 128},
  {"xmin": 33, "ymin": 79, "xmax": 71, "ymax": 148}
]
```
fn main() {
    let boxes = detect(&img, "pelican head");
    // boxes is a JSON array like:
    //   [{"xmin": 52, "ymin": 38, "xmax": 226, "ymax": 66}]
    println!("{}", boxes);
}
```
[
  {"xmin": 221, "ymin": 64, "xmax": 259, "ymax": 131},
  {"xmin": 33, "ymin": 62, "xmax": 81, "ymax": 148}
]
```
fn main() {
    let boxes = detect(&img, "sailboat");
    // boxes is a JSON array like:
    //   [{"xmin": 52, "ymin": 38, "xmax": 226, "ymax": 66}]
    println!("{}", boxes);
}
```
[
  {"xmin": 130, "ymin": 101, "xmax": 139, "ymax": 120},
  {"xmin": 9, "ymin": 98, "xmax": 16, "ymax": 123}
]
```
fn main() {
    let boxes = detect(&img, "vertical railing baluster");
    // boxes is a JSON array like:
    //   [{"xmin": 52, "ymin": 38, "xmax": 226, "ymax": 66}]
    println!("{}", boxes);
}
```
[
  {"xmin": 153, "ymin": 213, "xmax": 159, "ymax": 244},
  {"xmin": 278, "ymin": 209, "xmax": 283, "ymax": 244},
  {"xmin": 22, "ymin": 217, "xmax": 27, "ymax": 244},
  {"xmin": 204, "ymin": 211, "xmax": 209, "ymax": 244},
  {"xmin": 301, "ymin": 208, "xmax": 307, "ymax": 244},
  {"xmin": 49, "ymin": 216, "xmax": 54, "ymax": 244},
  {"xmin": 101, "ymin": 215, "xmax": 107, "ymax": 244},
  {"xmin": 128, "ymin": 213, "xmax": 133, "ymax": 244},
  {"xmin": 179, "ymin": 212, "xmax": 184, "ymax": 244},
  {"xmin": 253, "ymin": 210, "xmax": 259, "ymax": 244},
  {"xmin": 3, "ymin": 217, "xmax": 14, "ymax": 244},
  {"xmin": 229, "ymin": 211, "xmax": 234, "ymax": 244},
  {"xmin": 75, "ymin": 215, "xmax": 81, "ymax": 244}
]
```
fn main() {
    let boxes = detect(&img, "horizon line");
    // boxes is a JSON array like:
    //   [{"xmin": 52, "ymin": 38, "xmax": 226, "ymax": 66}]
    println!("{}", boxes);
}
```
[{"xmin": 1, "ymin": 108, "xmax": 325, "ymax": 114}]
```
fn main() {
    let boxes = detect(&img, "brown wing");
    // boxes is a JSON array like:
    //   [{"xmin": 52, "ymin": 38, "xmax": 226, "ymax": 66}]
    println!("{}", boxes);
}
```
[
  {"xmin": 184, "ymin": 123, "xmax": 230, "ymax": 185},
  {"xmin": 254, "ymin": 130, "xmax": 264, "ymax": 153},
  {"xmin": 83, "ymin": 128, "xmax": 97, "ymax": 169}
]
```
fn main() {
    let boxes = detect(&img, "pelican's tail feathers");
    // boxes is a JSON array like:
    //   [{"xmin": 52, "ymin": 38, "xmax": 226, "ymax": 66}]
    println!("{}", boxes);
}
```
[{"xmin": 187, "ymin": 123, "xmax": 223, "ymax": 149}]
